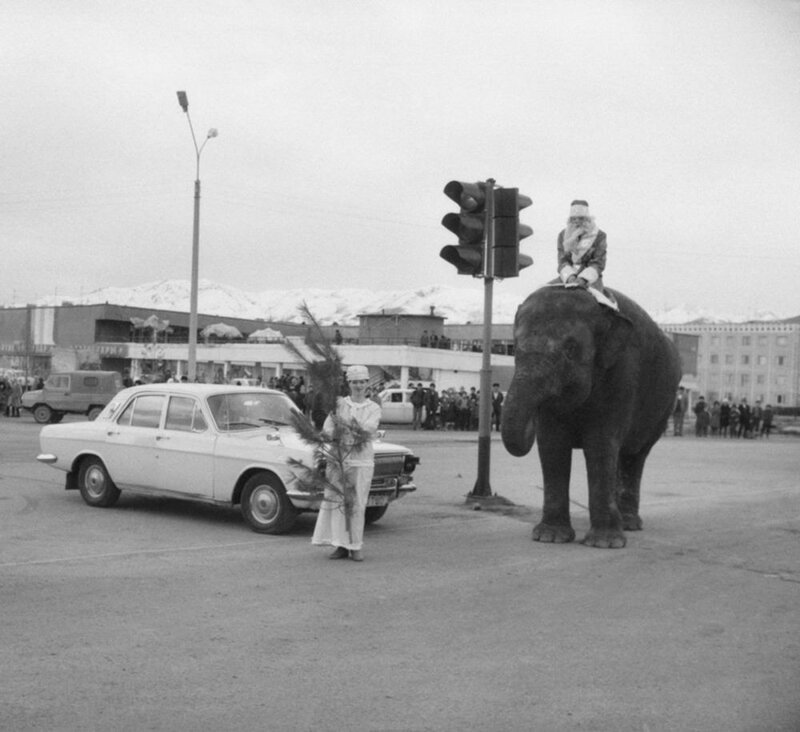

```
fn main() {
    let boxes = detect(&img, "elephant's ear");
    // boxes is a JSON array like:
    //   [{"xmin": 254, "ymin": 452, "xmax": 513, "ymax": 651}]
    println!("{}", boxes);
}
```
[{"xmin": 598, "ymin": 311, "xmax": 634, "ymax": 369}]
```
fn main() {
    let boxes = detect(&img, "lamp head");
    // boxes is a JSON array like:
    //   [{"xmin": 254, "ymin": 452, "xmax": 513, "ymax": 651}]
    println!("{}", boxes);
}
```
[{"xmin": 176, "ymin": 91, "xmax": 188, "ymax": 112}]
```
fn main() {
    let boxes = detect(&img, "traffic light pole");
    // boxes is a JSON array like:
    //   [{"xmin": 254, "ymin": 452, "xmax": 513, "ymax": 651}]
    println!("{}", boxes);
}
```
[{"xmin": 470, "ymin": 180, "xmax": 495, "ymax": 498}]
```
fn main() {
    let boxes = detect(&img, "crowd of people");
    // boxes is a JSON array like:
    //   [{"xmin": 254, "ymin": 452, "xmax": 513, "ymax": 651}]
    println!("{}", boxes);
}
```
[
  {"xmin": 672, "ymin": 387, "xmax": 775, "ymax": 438},
  {"xmin": 408, "ymin": 382, "xmax": 504, "ymax": 432}
]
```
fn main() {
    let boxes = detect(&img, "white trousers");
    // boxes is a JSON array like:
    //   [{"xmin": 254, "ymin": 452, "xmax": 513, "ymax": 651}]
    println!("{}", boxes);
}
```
[{"xmin": 311, "ymin": 462, "xmax": 375, "ymax": 551}]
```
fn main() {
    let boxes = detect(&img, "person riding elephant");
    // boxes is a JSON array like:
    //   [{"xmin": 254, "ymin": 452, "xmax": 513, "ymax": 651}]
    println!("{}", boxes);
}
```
[
  {"xmin": 557, "ymin": 199, "xmax": 607, "ymax": 293},
  {"xmin": 501, "ymin": 284, "xmax": 682, "ymax": 548}
]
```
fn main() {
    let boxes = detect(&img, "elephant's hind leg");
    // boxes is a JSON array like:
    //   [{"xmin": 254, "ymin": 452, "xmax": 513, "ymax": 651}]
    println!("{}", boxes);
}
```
[{"xmin": 617, "ymin": 450, "xmax": 648, "ymax": 531}]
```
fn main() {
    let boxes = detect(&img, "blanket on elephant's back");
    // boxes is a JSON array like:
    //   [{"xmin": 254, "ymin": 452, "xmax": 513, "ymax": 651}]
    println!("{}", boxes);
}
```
[{"xmin": 545, "ymin": 279, "xmax": 619, "ymax": 311}]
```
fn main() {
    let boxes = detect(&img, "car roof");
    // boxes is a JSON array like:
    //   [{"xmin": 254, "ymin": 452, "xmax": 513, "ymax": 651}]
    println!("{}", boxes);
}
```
[{"xmin": 120, "ymin": 383, "xmax": 287, "ymax": 397}]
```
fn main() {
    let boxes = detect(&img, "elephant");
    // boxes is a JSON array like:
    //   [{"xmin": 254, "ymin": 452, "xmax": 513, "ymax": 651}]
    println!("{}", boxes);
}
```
[{"xmin": 501, "ymin": 285, "xmax": 682, "ymax": 548}]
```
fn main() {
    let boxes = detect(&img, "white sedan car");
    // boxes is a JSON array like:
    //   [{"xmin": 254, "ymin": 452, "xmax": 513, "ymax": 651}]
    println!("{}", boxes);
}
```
[{"xmin": 37, "ymin": 384, "xmax": 419, "ymax": 534}]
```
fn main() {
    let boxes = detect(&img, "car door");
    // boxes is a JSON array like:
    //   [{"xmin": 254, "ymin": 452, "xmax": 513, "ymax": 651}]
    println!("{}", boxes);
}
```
[
  {"xmin": 102, "ymin": 393, "xmax": 165, "ymax": 489},
  {"xmin": 46, "ymin": 374, "xmax": 72, "ymax": 412},
  {"xmin": 154, "ymin": 395, "xmax": 216, "ymax": 500}
]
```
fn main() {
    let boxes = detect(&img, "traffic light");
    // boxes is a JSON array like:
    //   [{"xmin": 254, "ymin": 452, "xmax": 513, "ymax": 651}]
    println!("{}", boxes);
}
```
[
  {"xmin": 439, "ymin": 181, "xmax": 487, "ymax": 276},
  {"xmin": 493, "ymin": 187, "xmax": 533, "ymax": 278}
]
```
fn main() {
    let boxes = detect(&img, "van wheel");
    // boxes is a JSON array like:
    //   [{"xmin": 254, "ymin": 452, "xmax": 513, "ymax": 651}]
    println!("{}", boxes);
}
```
[
  {"xmin": 87, "ymin": 407, "xmax": 103, "ymax": 421},
  {"xmin": 33, "ymin": 405, "xmax": 53, "ymax": 424},
  {"xmin": 240, "ymin": 472, "xmax": 298, "ymax": 534},
  {"xmin": 78, "ymin": 457, "xmax": 121, "ymax": 507}
]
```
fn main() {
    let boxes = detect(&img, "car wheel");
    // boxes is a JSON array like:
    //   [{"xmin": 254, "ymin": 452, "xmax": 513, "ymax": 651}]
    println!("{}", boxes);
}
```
[
  {"xmin": 364, "ymin": 505, "xmax": 389, "ymax": 524},
  {"xmin": 87, "ymin": 407, "xmax": 103, "ymax": 421},
  {"xmin": 240, "ymin": 472, "xmax": 298, "ymax": 534},
  {"xmin": 78, "ymin": 456, "xmax": 121, "ymax": 508},
  {"xmin": 33, "ymin": 405, "xmax": 53, "ymax": 424}
]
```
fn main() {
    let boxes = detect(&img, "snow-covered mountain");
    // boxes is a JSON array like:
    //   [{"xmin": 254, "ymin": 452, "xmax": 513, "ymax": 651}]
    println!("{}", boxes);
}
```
[{"xmin": 23, "ymin": 279, "xmax": 790, "ymax": 325}]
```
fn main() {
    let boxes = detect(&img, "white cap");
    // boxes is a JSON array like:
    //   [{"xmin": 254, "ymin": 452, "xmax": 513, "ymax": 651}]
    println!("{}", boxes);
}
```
[
  {"xmin": 346, "ymin": 365, "xmax": 369, "ymax": 382},
  {"xmin": 569, "ymin": 200, "xmax": 590, "ymax": 218}
]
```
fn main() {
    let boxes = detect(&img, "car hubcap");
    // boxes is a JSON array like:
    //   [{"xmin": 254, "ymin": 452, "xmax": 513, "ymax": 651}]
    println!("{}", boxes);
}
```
[
  {"xmin": 84, "ymin": 466, "xmax": 106, "ymax": 499},
  {"xmin": 250, "ymin": 486, "xmax": 278, "ymax": 524}
]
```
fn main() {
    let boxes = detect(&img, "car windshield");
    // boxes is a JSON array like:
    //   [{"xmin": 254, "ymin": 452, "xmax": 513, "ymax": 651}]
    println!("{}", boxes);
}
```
[{"xmin": 207, "ymin": 391, "xmax": 299, "ymax": 431}]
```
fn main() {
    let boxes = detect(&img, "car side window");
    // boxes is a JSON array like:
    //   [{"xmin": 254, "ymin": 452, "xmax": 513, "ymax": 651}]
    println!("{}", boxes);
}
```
[
  {"xmin": 117, "ymin": 395, "xmax": 165, "ymax": 428},
  {"xmin": 83, "ymin": 376, "xmax": 99, "ymax": 388},
  {"xmin": 165, "ymin": 396, "xmax": 208, "ymax": 433},
  {"xmin": 391, "ymin": 393, "xmax": 403, "ymax": 403}
]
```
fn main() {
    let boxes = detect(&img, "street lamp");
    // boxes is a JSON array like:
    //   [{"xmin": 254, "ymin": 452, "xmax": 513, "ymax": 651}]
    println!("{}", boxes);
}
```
[{"xmin": 176, "ymin": 90, "xmax": 218, "ymax": 382}]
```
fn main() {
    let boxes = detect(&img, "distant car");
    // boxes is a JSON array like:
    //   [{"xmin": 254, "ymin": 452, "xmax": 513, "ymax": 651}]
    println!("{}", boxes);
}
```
[
  {"xmin": 36, "ymin": 384, "xmax": 419, "ymax": 534},
  {"xmin": 378, "ymin": 388, "xmax": 426, "ymax": 425},
  {"xmin": 22, "ymin": 370, "xmax": 123, "ymax": 424}
]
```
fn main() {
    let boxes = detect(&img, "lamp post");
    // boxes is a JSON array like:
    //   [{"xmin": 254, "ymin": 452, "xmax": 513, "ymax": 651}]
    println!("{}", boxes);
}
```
[{"xmin": 176, "ymin": 91, "xmax": 217, "ymax": 382}]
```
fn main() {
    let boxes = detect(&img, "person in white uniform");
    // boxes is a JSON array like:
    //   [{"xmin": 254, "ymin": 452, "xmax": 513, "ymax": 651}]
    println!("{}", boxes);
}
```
[{"xmin": 311, "ymin": 364, "xmax": 381, "ymax": 562}]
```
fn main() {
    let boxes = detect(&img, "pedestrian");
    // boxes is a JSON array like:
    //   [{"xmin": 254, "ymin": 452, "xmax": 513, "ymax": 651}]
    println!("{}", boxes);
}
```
[
  {"xmin": 311, "ymin": 365, "xmax": 381, "ymax": 563},
  {"xmin": 751, "ymin": 400, "xmax": 763, "ymax": 438},
  {"xmin": 693, "ymin": 395, "xmax": 709, "ymax": 437},
  {"xmin": 423, "ymin": 383, "xmax": 439, "ymax": 430},
  {"xmin": 760, "ymin": 404, "xmax": 774, "ymax": 438},
  {"xmin": 491, "ymin": 383, "xmax": 504, "ymax": 432},
  {"xmin": 719, "ymin": 399, "xmax": 731, "ymax": 438},
  {"xmin": 9, "ymin": 379, "xmax": 23, "ymax": 418},
  {"xmin": 0, "ymin": 378, "xmax": 9, "ymax": 417},
  {"xmin": 673, "ymin": 386, "xmax": 688, "ymax": 436},
  {"xmin": 737, "ymin": 398, "xmax": 751, "ymax": 438},
  {"xmin": 410, "ymin": 382, "xmax": 424, "ymax": 430},
  {"xmin": 710, "ymin": 400, "xmax": 721, "ymax": 437},
  {"xmin": 729, "ymin": 403, "xmax": 740, "ymax": 438}
]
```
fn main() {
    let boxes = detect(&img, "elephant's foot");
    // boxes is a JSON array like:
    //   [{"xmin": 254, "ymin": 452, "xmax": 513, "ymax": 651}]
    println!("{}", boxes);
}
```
[
  {"xmin": 581, "ymin": 528, "xmax": 627, "ymax": 549},
  {"xmin": 622, "ymin": 513, "xmax": 643, "ymax": 531},
  {"xmin": 532, "ymin": 522, "xmax": 575, "ymax": 544}
]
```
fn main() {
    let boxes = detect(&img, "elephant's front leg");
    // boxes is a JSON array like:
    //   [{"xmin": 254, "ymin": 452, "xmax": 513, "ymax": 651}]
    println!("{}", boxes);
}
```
[
  {"xmin": 534, "ymin": 431, "xmax": 576, "ymax": 543},
  {"xmin": 582, "ymin": 441, "xmax": 626, "ymax": 548}
]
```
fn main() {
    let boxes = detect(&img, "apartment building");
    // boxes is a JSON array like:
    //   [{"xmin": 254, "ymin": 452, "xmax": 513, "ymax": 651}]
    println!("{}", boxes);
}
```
[{"xmin": 661, "ymin": 319, "xmax": 800, "ymax": 407}]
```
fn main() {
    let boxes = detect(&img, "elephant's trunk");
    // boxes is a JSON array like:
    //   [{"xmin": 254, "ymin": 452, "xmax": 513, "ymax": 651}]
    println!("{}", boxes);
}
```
[{"xmin": 501, "ymin": 377, "xmax": 537, "ymax": 456}]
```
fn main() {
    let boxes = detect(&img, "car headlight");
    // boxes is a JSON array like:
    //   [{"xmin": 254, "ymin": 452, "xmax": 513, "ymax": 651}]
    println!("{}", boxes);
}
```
[{"xmin": 403, "ymin": 454, "xmax": 420, "ymax": 474}]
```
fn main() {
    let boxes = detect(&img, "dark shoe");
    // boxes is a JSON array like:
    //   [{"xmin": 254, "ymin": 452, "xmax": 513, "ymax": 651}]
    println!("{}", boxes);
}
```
[
  {"xmin": 349, "ymin": 550, "xmax": 363, "ymax": 562},
  {"xmin": 328, "ymin": 547, "xmax": 349, "ymax": 559}
]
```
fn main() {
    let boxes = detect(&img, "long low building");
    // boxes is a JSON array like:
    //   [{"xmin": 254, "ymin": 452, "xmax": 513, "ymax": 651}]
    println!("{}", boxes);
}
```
[{"xmin": 4, "ymin": 301, "xmax": 797, "ymax": 407}]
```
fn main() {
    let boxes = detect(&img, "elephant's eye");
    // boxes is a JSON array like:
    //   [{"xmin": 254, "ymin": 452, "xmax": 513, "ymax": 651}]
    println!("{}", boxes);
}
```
[{"xmin": 564, "ymin": 339, "xmax": 581, "ymax": 361}]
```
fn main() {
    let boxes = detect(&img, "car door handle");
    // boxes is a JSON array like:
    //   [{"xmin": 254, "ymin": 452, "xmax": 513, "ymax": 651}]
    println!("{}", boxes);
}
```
[
  {"xmin": 107, "ymin": 430, "xmax": 120, "ymax": 436},
  {"xmin": 156, "ymin": 435, "xmax": 170, "ymax": 441}
]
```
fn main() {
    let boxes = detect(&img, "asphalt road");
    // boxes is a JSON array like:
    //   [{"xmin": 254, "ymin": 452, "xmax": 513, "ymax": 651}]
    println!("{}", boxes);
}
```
[{"xmin": 1, "ymin": 415, "xmax": 798, "ymax": 732}]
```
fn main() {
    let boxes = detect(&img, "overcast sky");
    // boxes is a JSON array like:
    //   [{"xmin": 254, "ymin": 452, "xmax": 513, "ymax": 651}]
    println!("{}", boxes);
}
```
[{"xmin": 4, "ymin": 0, "xmax": 800, "ymax": 317}]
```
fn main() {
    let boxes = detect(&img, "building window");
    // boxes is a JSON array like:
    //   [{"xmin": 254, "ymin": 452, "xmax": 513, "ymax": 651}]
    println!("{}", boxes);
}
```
[
  {"xmin": 758, "ymin": 335, "xmax": 768, "ymax": 347},
  {"xmin": 757, "ymin": 375, "xmax": 765, "ymax": 384},
  {"xmin": 757, "ymin": 355, "xmax": 767, "ymax": 366},
  {"xmin": 741, "ymin": 355, "xmax": 750, "ymax": 365},
  {"xmin": 725, "ymin": 354, "xmax": 734, "ymax": 365},
  {"xmin": 726, "ymin": 335, "xmax": 735, "ymax": 346},
  {"xmin": 710, "ymin": 354, "xmax": 719, "ymax": 364},
  {"xmin": 741, "ymin": 374, "xmax": 750, "ymax": 386},
  {"xmin": 742, "ymin": 336, "xmax": 751, "ymax": 346},
  {"xmin": 777, "ymin": 356, "xmax": 785, "ymax": 366},
  {"xmin": 777, "ymin": 336, "xmax": 788, "ymax": 346},
  {"xmin": 710, "ymin": 335, "xmax": 720, "ymax": 346}
]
